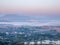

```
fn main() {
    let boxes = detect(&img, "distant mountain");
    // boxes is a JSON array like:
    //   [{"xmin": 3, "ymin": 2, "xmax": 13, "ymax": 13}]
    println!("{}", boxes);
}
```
[
  {"xmin": 0, "ymin": 14, "xmax": 60, "ymax": 22},
  {"xmin": 0, "ymin": 14, "xmax": 32, "ymax": 22},
  {"xmin": 0, "ymin": 14, "xmax": 60, "ymax": 26}
]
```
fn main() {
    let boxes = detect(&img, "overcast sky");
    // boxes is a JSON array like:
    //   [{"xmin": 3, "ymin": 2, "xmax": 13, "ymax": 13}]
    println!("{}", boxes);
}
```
[{"xmin": 0, "ymin": 0, "xmax": 60, "ymax": 14}]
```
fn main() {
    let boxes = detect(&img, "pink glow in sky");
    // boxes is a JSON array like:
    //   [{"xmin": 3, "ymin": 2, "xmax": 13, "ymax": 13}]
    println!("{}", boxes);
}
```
[{"xmin": 0, "ymin": 0, "xmax": 60, "ymax": 14}]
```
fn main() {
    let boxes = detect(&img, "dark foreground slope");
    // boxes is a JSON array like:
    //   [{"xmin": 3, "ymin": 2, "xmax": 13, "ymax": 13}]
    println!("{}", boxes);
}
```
[{"xmin": 0, "ymin": 24, "xmax": 60, "ymax": 45}]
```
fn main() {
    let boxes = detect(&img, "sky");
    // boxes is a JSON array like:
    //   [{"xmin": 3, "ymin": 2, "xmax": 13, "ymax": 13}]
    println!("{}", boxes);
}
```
[
  {"xmin": 0, "ymin": 0, "xmax": 60, "ymax": 26},
  {"xmin": 0, "ymin": 0, "xmax": 60, "ymax": 14}
]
